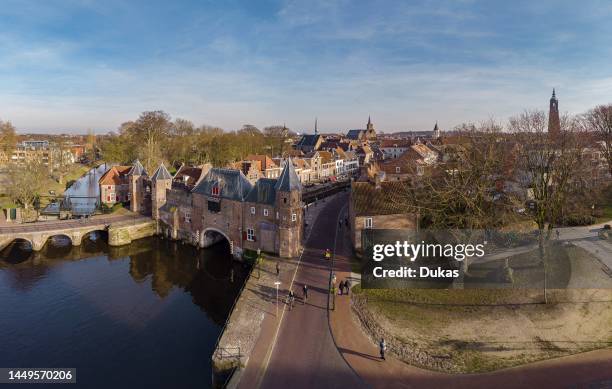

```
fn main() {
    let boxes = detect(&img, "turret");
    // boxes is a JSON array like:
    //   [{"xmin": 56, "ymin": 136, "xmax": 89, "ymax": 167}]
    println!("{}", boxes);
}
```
[
  {"xmin": 128, "ymin": 159, "xmax": 147, "ymax": 213},
  {"xmin": 150, "ymin": 163, "xmax": 172, "ymax": 220},
  {"xmin": 275, "ymin": 158, "xmax": 303, "ymax": 257}
]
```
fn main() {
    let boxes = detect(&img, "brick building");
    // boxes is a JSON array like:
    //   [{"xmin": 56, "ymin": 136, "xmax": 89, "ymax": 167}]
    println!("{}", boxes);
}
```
[{"xmin": 130, "ymin": 158, "xmax": 304, "ymax": 259}]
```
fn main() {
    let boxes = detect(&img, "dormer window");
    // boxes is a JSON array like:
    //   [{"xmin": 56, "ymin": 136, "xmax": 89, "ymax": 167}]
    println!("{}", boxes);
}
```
[
  {"xmin": 395, "ymin": 166, "xmax": 401, "ymax": 173},
  {"xmin": 211, "ymin": 183, "xmax": 220, "ymax": 196}
]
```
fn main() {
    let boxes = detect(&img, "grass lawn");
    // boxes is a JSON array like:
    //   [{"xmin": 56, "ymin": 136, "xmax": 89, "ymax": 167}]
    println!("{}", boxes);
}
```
[
  {"xmin": 352, "ymin": 245, "xmax": 612, "ymax": 373},
  {"xmin": 596, "ymin": 204, "xmax": 612, "ymax": 224}
]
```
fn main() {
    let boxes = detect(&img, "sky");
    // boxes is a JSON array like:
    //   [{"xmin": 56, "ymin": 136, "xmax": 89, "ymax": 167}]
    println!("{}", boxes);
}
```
[{"xmin": 1, "ymin": 0, "xmax": 612, "ymax": 134}]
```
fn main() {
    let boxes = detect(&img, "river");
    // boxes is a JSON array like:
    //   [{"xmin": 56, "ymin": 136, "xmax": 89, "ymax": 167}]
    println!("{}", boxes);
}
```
[{"xmin": 0, "ymin": 234, "xmax": 249, "ymax": 388}]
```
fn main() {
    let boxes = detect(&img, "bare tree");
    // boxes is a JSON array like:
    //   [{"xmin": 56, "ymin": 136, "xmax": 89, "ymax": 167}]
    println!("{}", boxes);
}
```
[
  {"xmin": 509, "ymin": 110, "xmax": 586, "ymax": 302},
  {"xmin": 124, "ymin": 111, "xmax": 172, "ymax": 173},
  {"xmin": 397, "ymin": 120, "xmax": 519, "ymax": 273},
  {"xmin": 582, "ymin": 104, "xmax": 612, "ymax": 176},
  {"xmin": 0, "ymin": 120, "xmax": 18, "ymax": 160},
  {"xmin": 6, "ymin": 160, "xmax": 46, "ymax": 210}
]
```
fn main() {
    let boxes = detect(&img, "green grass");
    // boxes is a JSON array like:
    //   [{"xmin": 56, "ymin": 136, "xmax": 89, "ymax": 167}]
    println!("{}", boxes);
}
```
[{"xmin": 596, "ymin": 204, "xmax": 612, "ymax": 223}]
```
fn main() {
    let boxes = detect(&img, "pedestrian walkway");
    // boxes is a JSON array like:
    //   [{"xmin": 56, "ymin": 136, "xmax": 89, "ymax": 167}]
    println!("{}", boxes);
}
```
[
  {"xmin": 238, "ymin": 192, "xmax": 363, "ymax": 389},
  {"xmin": 328, "ymin": 214, "xmax": 612, "ymax": 389}
]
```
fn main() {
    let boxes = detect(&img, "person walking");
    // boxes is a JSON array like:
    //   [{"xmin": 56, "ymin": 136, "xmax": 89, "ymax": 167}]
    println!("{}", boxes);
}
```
[
  {"xmin": 345, "ymin": 279, "xmax": 351, "ymax": 295},
  {"xmin": 303, "ymin": 284, "xmax": 308, "ymax": 301},
  {"xmin": 276, "ymin": 262, "xmax": 280, "ymax": 277},
  {"xmin": 288, "ymin": 290, "xmax": 294, "ymax": 310},
  {"xmin": 379, "ymin": 338, "xmax": 387, "ymax": 360},
  {"xmin": 339, "ymin": 280, "xmax": 344, "ymax": 295}
]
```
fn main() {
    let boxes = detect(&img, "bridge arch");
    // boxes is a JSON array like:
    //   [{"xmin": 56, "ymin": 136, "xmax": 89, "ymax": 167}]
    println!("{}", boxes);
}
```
[
  {"xmin": 1, "ymin": 237, "xmax": 33, "ymax": 252},
  {"xmin": 200, "ymin": 228, "xmax": 238, "ymax": 257},
  {"xmin": 44, "ymin": 234, "xmax": 73, "ymax": 249},
  {"xmin": 81, "ymin": 229, "xmax": 108, "ymax": 243}
]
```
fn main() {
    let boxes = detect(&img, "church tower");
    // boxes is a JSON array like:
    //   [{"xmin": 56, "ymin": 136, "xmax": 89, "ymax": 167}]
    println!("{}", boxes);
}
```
[
  {"xmin": 365, "ymin": 116, "xmax": 376, "ymax": 140},
  {"xmin": 367, "ymin": 115, "xmax": 374, "ymax": 131},
  {"xmin": 548, "ymin": 89, "xmax": 561, "ymax": 141},
  {"xmin": 274, "ymin": 158, "xmax": 303, "ymax": 258},
  {"xmin": 150, "ymin": 163, "xmax": 172, "ymax": 221},
  {"xmin": 433, "ymin": 121, "xmax": 440, "ymax": 139}
]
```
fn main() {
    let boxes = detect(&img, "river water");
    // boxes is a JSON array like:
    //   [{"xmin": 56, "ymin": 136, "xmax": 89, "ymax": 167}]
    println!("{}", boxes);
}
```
[{"xmin": 0, "ymin": 235, "xmax": 249, "ymax": 388}]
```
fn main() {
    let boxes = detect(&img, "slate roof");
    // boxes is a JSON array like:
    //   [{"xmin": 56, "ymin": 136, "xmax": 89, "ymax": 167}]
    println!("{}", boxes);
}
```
[
  {"xmin": 346, "ymin": 129, "xmax": 366, "ymax": 140},
  {"xmin": 245, "ymin": 178, "xmax": 277, "ymax": 205},
  {"xmin": 275, "ymin": 158, "xmax": 302, "ymax": 192},
  {"xmin": 296, "ymin": 134, "xmax": 322, "ymax": 147},
  {"xmin": 128, "ymin": 159, "xmax": 147, "ymax": 176},
  {"xmin": 192, "ymin": 168, "xmax": 253, "ymax": 201},
  {"xmin": 151, "ymin": 163, "xmax": 173, "ymax": 181}
]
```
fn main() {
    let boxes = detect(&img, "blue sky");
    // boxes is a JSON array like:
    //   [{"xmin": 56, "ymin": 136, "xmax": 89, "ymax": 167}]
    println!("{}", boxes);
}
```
[{"xmin": 1, "ymin": 0, "xmax": 612, "ymax": 133}]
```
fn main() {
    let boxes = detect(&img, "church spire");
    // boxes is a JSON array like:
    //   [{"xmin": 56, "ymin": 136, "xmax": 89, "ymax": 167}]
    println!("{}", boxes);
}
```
[
  {"xmin": 548, "ymin": 88, "xmax": 560, "ymax": 140},
  {"xmin": 314, "ymin": 117, "xmax": 318, "ymax": 135},
  {"xmin": 366, "ymin": 115, "xmax": 374, "ymax": 131}
]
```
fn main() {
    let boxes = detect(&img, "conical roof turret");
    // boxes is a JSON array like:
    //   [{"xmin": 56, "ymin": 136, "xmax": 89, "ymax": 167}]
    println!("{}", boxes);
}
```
[
  {"xmin": 275, "ymin": 157, "xmax": 302, "ymax": 192},
  {"xmin": 151, "ymin": 163, "xmax": 172, "ymax": 181}
]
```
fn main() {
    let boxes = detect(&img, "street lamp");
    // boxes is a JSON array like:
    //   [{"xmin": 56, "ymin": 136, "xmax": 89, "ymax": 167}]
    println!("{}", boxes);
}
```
[{"xmin": 274, "ymin": 281, "xmax": 281, "ymax": 317}]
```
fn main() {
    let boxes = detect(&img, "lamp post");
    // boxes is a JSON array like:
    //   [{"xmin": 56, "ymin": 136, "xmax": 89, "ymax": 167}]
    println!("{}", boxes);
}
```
[{"xmin": 274, "ymin": 281, "xmax": 281, "ymax": 318}]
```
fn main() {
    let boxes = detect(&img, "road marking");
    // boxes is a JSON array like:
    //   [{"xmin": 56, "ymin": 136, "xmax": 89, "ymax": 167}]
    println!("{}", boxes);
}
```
[{"xmin": 254, "ymin": 194, "xmax": 339, "ymax": 389}]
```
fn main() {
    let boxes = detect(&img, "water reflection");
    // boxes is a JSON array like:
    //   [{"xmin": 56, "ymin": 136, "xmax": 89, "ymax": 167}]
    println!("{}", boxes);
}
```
[{"xmin": 0, "ymin": 236, "xmax": 249, "ymax": 388}]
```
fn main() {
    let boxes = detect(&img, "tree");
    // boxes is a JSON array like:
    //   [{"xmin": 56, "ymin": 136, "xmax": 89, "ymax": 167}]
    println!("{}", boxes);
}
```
[
  {"xmin": 264, "ymin": 125, "xmax": 294, "ymax": 157},
  {"xmin": 6, "ymin": 160, "xmax": 46, "ymax": 210},
  {"xmin": 0, "ymin": 120, "xmax": 18, "ymax": 159},
  {"xmin": 509, "ymin": 110, "xmax": 585, "ymax": 234},
  {"xmin": 509, "ymin": 110, "xmax": 585, "ymax": 302},
  {"xmin": 124, "ymin": 111, "xmax": 172, "ymax": 173},
  {"xmin": 582, "ymin": 104, "xmax": 612, "ymax": 176},
  {"xmin": 398, "ymin": 120, "xmax": 518, "ymax": 273}
]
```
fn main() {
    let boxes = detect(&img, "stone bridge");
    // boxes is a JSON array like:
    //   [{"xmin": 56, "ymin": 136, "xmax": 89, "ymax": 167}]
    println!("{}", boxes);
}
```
[{"xmin": 0, "ymin": 214, "xmax": 156, "ymax": 252}]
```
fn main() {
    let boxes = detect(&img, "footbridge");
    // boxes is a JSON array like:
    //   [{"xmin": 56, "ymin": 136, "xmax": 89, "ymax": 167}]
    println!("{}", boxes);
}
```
[{"xmin": 0, "ymin": 214, "xmax": 156, "ymax": 252}]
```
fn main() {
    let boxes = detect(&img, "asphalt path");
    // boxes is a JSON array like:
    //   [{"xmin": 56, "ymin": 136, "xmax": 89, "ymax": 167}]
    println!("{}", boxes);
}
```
[{"xmin": 258, "ymin": 192, "xmax": 366, "ymax": 389}]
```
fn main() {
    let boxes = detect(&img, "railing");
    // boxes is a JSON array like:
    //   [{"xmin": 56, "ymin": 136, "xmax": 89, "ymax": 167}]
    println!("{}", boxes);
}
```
[{"xmin": 303, "ymin": 181, "xmax": 350, "ymax": 204}]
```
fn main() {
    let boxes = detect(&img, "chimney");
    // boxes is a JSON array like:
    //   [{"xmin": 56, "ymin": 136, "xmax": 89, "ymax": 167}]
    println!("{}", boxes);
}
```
[{"xmin": 374, "ymin": 171, "xmax": 384, "ymax": 189}]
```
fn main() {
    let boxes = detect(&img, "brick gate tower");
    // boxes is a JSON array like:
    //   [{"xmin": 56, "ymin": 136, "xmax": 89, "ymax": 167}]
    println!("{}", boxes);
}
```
[{"xmin": 275, "ymin": 158, "xmax": 303, "ymax": 258}]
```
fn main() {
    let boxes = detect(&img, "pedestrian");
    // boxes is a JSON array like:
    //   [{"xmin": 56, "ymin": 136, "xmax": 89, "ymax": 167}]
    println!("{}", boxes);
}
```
[
  {"xmin": 339, "ymin": 280, "xmax": 344, "ymax": 295},
  {"xmin": 556, "ymin": 229, "xmax": 560, "ymax": 240},
  {"xmin": 379, "ymin": 338, "xmax": 387, "ymax": 360},
  {"xmin": 276, "ymin": 262, "xmax": 280, "ymax": 277},
  {"xmin": 303, "ymin": 284, "xmax": 308, "ymax": 301},
  {"xmin": 345, "ymin": 279, "xmax": 351, "ymax": 295},
  {"xmin": 288, "ymin": 290, "xmax": 295, "ymax": 310}
]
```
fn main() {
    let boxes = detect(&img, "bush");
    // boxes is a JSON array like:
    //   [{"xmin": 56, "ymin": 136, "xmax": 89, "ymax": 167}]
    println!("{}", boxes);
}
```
[{"xmin": 563, "ymin": 214, "xmax": 595, "ymax": 226}]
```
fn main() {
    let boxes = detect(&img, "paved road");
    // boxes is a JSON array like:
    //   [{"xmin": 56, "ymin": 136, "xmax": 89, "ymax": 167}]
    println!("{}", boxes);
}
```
[
  {"xmin": 0, "ymin": 214, "xmax": 149, "ymax": 234},
  {"xmin": 258, "ymin": 193, "xmax": 365, "ymax": 389}
]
